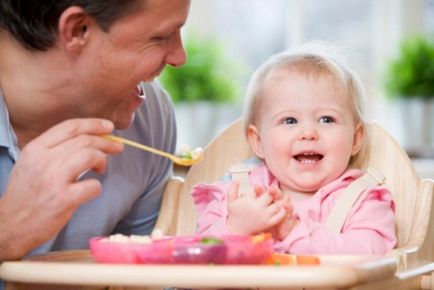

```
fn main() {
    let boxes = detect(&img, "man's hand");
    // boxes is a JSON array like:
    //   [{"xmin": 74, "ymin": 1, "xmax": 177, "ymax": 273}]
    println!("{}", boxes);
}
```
[
  {"xmin": 0, "ymin": 118, "xmax": 123, "ymax": 261},
  {"xmin": 226, "ymin": 181, "xmax": 287, "ymax": 235}
]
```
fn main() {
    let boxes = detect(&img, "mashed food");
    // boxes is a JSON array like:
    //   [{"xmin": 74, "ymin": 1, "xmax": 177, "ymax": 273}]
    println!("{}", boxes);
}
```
[{"xmin": 103, "ymin": 229, "xmax": 163, "ymax": 244}]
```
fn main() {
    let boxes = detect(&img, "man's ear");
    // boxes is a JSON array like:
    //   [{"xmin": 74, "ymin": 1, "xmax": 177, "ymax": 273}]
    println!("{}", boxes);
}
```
[
  {"xmin": 58, "ymin": 6, "xmax": 91, "ymax": 52},
  {"xmin": 247, "ymin": 124, "xmax": 265, "ymax": 159},
  {"xmin": 351, "ymin": 122, "xmax": 364, "ymax": 156}
]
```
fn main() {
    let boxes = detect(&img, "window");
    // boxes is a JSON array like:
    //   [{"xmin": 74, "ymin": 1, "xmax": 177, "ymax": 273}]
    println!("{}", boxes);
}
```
[{"xmin": 181, "ymin": 0, "xmax": 432, "ymax": 149}]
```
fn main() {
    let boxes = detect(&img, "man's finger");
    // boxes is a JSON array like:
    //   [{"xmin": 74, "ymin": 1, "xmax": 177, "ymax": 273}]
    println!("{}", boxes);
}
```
[
  {"xmin": 60, "ymin": 149, "xmax": 109, "ymax": 182},
  {"xmin": 30, "ymin": 118, "xmax": 114, "ymax": 149},
  {"xmin": 67, "ymin": 179, "xmax": 103, "ymax": 206}
]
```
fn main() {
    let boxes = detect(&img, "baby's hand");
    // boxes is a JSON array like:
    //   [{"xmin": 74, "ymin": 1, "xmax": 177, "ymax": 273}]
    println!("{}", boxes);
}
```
[
  {"xmin": 226, "ymin": 181, "xmax": 287, "ymax": 235},
  {"xmin": 272, "ymin": 196, "xmax": 299, "ymax": 240}
]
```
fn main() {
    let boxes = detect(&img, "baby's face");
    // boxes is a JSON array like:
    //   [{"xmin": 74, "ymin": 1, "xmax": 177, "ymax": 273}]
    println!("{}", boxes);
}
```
[{"xmin": 247, "ymin": 69, "xmax": 363, "ymax": 193}]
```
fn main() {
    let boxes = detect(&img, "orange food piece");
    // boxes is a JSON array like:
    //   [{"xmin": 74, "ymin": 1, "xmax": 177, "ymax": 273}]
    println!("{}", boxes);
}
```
[
  {"xmin": 296, "ymin": 255, "xmax": 320, "ymax": 265},
  {"xmin": 251, "ymin": 232, "xmax": 272, "ymax": 243},
  {"xmin": 266, "ymin": 253, "xmax": 320, "ymax": 265},
  {"xmin": 266, "ymin": 253, "xmax": 297, "ymax": 265}
]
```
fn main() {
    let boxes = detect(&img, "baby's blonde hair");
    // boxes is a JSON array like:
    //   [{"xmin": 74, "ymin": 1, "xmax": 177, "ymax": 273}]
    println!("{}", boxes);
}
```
[{"xmin": 242, "ymin": 42, "xmax": 368, "ymax": 167}]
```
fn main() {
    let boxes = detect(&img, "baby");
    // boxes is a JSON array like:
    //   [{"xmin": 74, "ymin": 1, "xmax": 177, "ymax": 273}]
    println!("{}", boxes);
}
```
[{"xmin": 191, "ymin": 43, "xmax": 396, "ymax": 255}]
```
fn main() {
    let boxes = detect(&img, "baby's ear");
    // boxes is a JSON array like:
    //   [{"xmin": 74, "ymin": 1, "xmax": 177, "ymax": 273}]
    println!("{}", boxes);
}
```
[
  {"xmin": 351, "ymin": 122, "xmax": 364, "ymax": 156},
  {"xmin": 247, "ymin": 125, "xmax": 265, "ymax": 159}
]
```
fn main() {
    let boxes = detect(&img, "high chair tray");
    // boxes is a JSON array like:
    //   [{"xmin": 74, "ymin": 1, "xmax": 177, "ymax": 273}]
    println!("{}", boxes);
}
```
[{"xmin": 0, "ymin": 250, "xmax": 398, "ymax": 289}]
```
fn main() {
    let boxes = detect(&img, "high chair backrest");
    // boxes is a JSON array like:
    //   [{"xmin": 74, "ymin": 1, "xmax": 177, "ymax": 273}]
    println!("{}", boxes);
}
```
[{"xmin": 156, "ymin": 118, "xmax": 433, "ymax": 250}]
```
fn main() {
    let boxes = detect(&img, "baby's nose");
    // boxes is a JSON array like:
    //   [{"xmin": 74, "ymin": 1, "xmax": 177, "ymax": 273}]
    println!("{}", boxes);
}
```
[{"xmin": 299, "ymin": 125, "xmax": 318, "ymax": 141}]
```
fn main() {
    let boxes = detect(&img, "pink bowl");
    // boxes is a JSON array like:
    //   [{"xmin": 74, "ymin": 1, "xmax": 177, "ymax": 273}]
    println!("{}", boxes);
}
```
[
  {"xmin": 90, "ymin": 235, "xmax": 273, "ymax": 264},
  {"xmin": 89, "ymin": 237, "xmax": 172, "ymax": 264},
  {"xmin": 222, "ymin": 235, "xmax": 273, "ymax": 264}
]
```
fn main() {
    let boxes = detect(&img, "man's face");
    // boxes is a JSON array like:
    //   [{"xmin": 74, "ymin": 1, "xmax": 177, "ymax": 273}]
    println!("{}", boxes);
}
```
[{"xmin": 75, "ymin": 0, "xmax": 190, "ymax": 128}]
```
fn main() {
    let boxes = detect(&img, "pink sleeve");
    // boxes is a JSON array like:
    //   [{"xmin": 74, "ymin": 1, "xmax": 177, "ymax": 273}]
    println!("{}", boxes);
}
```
[
  {"xmin": 191, "ymin": 182, "xmax": 233, "ymax": 235},
  {"xmin": 275, "ymin": 186, "xmax": 396, "ymax": 255}
]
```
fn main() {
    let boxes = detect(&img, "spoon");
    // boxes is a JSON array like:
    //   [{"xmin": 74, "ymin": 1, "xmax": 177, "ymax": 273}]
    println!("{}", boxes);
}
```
[{"xmin": 103, "ymin": 135, "xmax": 204, "ymax": 167}]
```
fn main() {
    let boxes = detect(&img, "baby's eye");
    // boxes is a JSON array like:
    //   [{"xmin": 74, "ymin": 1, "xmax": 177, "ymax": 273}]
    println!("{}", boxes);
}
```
[
  {"xmin": 283, "ymin": 117, "xmax": 297, "ymax": 125},
  {"xmin": 319, "ymin": 116, "xmax": 335, "ymax": 123}
]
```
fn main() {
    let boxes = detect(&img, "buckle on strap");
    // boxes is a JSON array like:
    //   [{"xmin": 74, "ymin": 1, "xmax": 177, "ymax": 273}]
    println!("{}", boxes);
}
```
[
  {"xmin": 227, "ymin": 163, "xmax": 252, "ymax": 174},
  {"xmin": 367, "ymin": 168, "xmax": 386, "ymax": 185}
]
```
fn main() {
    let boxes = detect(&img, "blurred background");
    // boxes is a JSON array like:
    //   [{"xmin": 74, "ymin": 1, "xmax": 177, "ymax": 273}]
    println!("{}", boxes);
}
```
[{"xmin": 158, "ymin": 0, "xmax": 434, "ymax": 179}]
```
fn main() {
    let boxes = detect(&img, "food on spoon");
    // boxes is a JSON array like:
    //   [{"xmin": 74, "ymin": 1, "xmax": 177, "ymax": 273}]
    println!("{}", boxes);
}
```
[{"xmin": 177, "ymin": 144, "xmax": 203, "ymax": 161}]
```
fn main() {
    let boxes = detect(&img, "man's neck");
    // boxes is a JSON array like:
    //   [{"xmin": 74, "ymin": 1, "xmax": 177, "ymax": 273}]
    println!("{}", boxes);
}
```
[{"xmin": 0, "ymin": 30, "xmax": 71, "ymax": 148}]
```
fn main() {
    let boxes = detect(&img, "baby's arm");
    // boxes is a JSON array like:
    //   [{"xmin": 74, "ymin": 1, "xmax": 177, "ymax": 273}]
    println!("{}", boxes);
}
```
[
  {"xmin": 275, "ymin": 187, "xmax": 396, "ymax": 255},
  {"xmin": 191, "ymin": 181, "xmax": 233, "ymax": 235}
]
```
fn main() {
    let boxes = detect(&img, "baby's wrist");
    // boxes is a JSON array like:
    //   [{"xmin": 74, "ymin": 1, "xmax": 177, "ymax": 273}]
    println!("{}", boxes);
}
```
[{"xmin": 226, "ymin": 217, "xmax": 252, "ymax": 235}]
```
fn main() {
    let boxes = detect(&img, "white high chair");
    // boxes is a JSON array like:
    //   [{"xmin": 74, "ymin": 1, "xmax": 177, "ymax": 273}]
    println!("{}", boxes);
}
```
[{"xmin": 0, "ymin": 119, "xmax": 433, "ymax": 290}]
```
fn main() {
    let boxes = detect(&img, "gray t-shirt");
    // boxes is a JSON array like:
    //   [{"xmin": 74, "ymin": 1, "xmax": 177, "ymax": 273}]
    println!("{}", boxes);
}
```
[{"xmin": 0, "ymin": 81, "xmax": 176, "ymax": 257}]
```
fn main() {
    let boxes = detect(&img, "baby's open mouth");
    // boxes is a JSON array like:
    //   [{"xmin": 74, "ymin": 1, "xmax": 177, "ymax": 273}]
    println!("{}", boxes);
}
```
[{"xmin": 293, "ymin": 152, "xmax": 324, "ymax": 164}]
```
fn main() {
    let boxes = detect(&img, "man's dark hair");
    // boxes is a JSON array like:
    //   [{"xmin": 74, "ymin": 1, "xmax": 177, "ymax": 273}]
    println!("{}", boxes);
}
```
[{"xmin": 0, "ymin": 0, "xmax": 143, "ymax": 51}]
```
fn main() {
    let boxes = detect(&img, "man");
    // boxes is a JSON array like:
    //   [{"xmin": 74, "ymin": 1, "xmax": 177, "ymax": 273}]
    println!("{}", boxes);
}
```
[{"xmin": 0, "ymin": 0, "xmax": 190, "ymax": 261}]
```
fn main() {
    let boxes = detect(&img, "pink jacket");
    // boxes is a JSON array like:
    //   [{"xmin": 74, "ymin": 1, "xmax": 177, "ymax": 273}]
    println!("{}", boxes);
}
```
[{"xmin": 191, "ymin": 163, "xmax": 396, "ymax": 255}]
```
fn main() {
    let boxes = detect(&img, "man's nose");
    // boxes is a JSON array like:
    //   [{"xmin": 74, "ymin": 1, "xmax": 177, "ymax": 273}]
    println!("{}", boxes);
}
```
[{"xmin": 165, "ymin": 32, "xmax": 187, "ymax": 67}]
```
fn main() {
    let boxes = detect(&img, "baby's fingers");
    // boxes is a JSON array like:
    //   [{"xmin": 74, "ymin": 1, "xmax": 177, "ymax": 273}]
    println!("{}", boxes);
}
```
[
  {"xmin": 254, "ymin": 185, "xmax": 266, "ymax": 197},
  {"xmin": 257, "ymin": 192, "xmax": 273, "ymax": 206},
  {"xmin": 269, "ymin": 184, "xmax": 283, "ymax": 200},
  {"xmin": 268, "ymin": 206, "xmax": 288, "ymax": 227},
  {"xmin": 282, "ymin": 195, "xmax": 293, "ymax": 211}
]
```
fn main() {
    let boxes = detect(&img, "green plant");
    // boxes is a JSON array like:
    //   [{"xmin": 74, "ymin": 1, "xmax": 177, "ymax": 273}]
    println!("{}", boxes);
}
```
[
  {"xmin": 384, "ymin": 36, "xmax": 434, "ymax": 99},
  {"xmin": 159, "ymin": 35, "xmax": 242, "ymax": 104}
]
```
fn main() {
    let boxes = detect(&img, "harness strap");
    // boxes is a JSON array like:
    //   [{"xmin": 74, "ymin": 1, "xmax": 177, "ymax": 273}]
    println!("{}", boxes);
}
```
[
  {"xmin": 325, "ymin": 168, "xmax": 386, "ymax": 233},
  {"xmin": 227, "ymin": 163, "xmax": 255, "ymax": 197},
  {"xmin": 227, "ymin": 162, "xmax": 386, "ymax": 234}
]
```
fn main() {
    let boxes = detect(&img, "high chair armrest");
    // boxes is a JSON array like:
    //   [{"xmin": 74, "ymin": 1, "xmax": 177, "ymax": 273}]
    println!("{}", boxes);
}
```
[{"xmin": 154, "ymin": 176, "xmax": 184, "ymax": 236}]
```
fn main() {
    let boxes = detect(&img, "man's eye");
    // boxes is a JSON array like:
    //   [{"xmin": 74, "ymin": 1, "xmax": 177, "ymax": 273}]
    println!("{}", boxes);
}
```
[
  {"xmin": 319, "ymin": 116, "xmax": 335, "ymax": 123},
  {"xmin": 153, "ymin": 33, "xmax": 174, "ymax": 43},
  {"xmin": 154, "ymin": 30, "xmax": 179, "ymax": 43},
  {"xmin": 283, "ymin": 117, "xmax": 297, "ymax": 125},
  {"xmin": 154, "ymin": 36, "xmax": 170, "ymax": 42}
]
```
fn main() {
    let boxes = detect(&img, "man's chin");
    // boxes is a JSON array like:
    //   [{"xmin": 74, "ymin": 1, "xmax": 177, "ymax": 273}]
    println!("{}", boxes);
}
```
[{"xmin": 114, "ymin": 112, "xmax": 136, "ymax": 129}]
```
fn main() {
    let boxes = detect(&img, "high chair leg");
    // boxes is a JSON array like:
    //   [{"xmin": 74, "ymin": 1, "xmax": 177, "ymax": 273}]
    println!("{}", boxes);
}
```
[{"xmin": 421, "ymin": 272, "xmax": 434, "ymax": 290}]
